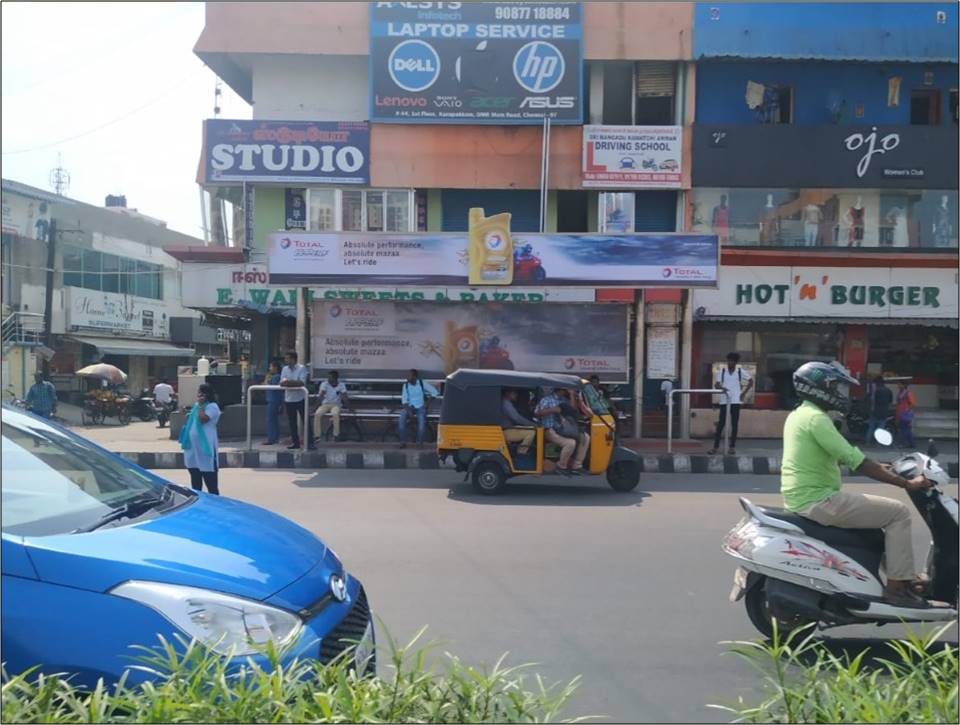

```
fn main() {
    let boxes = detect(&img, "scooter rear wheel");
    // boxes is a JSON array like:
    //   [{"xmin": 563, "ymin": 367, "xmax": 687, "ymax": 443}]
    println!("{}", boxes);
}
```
[{"xmin": 745, "ymin": 577, "xmax": 815, "ymax": 641}]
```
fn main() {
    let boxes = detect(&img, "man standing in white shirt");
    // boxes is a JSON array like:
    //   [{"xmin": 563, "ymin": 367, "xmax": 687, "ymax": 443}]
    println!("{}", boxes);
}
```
[
  {"xmin": 280, "ymin": 351, "xmax": 315, "ymax": 450},
  {"xmin": 708, "ymin": 352, "xmax": 753, "ymax": 456},
  {"xmin": 314, "ymin": 370, "xmax": 349, "ymax": 442}
]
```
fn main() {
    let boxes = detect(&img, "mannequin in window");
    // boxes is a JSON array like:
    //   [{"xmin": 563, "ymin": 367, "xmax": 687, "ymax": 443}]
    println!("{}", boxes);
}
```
[
  {"xmin": 712, "ymin": 195, "xmax": 730, "ymax": 244},
  {"xmin": 884, "ymin": 204, "xmax": 909, "ymax": 248},
  {"xmin": 802, "ymin": 203, "xmax": 823, "ymax": 247},
  {"xmin": 933, "ymin": 195, "xmax": 954, "ymax": 248},
  {"xmin": 844, "ymin": 196, "xmax": 865, "ymax": 247},
  {"xmin": 759, "ymin": 194, "xmax": 780, "ymax": 245}
]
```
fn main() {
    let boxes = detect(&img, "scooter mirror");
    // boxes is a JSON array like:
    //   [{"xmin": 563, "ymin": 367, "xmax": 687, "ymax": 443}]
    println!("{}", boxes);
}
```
[{"xmin": 874, "ymin": 429, "xmax": 894, "ymax": 447}]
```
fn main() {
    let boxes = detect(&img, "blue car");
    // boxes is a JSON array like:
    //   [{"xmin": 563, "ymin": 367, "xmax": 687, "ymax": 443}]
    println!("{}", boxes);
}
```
[{"xmin": 1, "ymin": 407, "xmax": 373, "ymax": 687}]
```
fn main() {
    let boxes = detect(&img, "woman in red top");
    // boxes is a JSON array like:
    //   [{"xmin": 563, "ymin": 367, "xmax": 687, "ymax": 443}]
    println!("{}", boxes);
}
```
[{"xmin": 895, "ymin": 381, "xmax": 916, "ymax": 449}]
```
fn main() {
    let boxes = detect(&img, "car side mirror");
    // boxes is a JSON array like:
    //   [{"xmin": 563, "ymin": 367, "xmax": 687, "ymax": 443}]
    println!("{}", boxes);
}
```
[
  {"xmin": 873, "ymin": 429, "xmax": 893, "ymax": 447},
  {"xmin": 926, "ymin": 439, "xmax": 938, "ymax": 460}
]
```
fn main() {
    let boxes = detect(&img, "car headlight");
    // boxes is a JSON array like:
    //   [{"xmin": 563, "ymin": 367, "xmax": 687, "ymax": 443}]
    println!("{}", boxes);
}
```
[{"xmin": 111, "ymin": 581, "xmax": 303, "ymax": 656}]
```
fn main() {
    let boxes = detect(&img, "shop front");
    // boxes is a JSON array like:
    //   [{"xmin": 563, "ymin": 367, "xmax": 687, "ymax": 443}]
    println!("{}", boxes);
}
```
[
  {"xmin": 689, "ymin": 265, "xmax": 959, "ymax": 437},
  {"xmin": 691, "ymin": 125, "xmax": 959, "ymax": 249}
]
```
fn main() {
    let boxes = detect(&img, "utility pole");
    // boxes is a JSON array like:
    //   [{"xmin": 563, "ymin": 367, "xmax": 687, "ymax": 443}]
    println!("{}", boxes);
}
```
[{"xmin": 41, "ymin": 219, "xmax": 56, "ymax": 375}]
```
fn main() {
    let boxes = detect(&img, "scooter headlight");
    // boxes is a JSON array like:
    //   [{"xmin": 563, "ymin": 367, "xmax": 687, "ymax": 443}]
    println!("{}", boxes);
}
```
[{"xmin": 112, "ymin": 581, "xmax": 303, "ymax": 656}]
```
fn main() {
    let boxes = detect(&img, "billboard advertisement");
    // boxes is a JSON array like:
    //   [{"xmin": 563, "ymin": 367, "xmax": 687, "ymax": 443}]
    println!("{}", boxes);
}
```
[
  {"xmin": 269, "ymin": 231, "xmax": 718, "ymax": 287},
  {"xmin": 311, "ymin": 300, "xmax": 627, "ymax": 378},
  {"xmin": 369, "ymin": 2, "xmax": 583, "ymax": 124},
  {"xmin": 203, "ymin": 120, "xmax": 370, "ymax": 185},
  {"xmin": 583, "ymin": 125, "xmax": 683, "ymax": 188}
]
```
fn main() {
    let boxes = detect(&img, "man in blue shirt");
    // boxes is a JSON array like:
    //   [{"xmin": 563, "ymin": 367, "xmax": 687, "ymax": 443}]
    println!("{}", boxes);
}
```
[
  {"xmin": 399, "ymin": 368, "xmax": 439, "ymax": 447},
  {"xmin": 26, "ymin": 373, "xmax": 57, "ymax": 419},
  {"xmin": 535, "ymin": 387, "xmax": 588, "ymax": 475}
]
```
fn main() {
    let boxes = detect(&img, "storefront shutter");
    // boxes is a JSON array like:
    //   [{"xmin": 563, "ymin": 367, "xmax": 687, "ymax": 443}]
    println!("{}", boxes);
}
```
[
  {"xmin": 634, "ymin": 191, "xmax": 678, "ymax": 232},
  {"xmin": 635, "ymin": 61, "xmax": 676, "ymax": 97},
  {"xmin": 441, "ymin": 190, "xmax": 542, "ymax": 232}
]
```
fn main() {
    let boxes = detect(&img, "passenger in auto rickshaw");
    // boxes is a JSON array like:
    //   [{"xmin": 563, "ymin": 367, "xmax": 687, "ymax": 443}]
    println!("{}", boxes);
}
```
[{"xmin": 534, "ymin": 386, "xmax": 589, "ymax": 475}]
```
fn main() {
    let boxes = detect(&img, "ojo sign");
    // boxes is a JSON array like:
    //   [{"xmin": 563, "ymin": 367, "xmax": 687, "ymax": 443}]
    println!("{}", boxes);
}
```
[{"xmin": 204, "ymin": 120, "xmax": 369, "ymax": 185}]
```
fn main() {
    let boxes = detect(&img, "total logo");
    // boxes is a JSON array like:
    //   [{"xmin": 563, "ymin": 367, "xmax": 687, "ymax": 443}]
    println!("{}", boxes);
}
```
[
  {"xmin": 279, "ymin": 237, "xmax": 293, "ymax": 250},
  {"xmin": 564, "ymin": 358, "xmax": 576, "ymax": 370},
  {"xmin": 329, "ymin": 304, "xmax": 343, "ymax": 318},
  {"xmin": 663, "ymin": 267, "xmax": 709, "ymax": 279},
  {"xmin": 485, "ymin": 231, "xmax": 505, "ymax": 251},
  {"xmin": 389, "ymin": 40, "xmax": 440, "ymax": 92},
  {"xmin": 513, "ymin": 41, "xmax": 564, "ymax": 93}
]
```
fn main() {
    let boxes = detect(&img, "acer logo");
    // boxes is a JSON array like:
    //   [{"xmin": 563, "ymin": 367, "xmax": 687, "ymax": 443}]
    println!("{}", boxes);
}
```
[{"xmin": 519, "ymin": 96, "xmax": 575, "ymax": 109}]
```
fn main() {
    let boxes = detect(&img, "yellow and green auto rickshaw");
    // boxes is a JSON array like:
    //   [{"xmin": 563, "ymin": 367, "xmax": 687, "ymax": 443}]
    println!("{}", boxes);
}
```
[{"xmin": 436, "ymin": 369, "xmax": 641, "ymax": 494}]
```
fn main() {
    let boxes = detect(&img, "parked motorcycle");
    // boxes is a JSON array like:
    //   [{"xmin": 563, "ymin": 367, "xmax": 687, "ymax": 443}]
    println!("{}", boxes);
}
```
[
  {"xmin": 154, "ymin": 394, "xmax": 178, "ymax": 429},
  {"xmin": 131, "ymin": 388, "xmax": 157, "ymax": 422},
  {"xmin": 723, "ymin": 429, "xmax": 957, "ymax": 638}
]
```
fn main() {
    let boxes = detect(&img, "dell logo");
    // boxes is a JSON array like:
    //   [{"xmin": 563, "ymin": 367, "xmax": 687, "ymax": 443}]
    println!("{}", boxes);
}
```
[
  {"xmin": 513, "ymin": 41, "xmax": 565, "ymax": 94},
  {"xmin": 388, "ymin": 40, "xmax": 440, "ymax": 92}
]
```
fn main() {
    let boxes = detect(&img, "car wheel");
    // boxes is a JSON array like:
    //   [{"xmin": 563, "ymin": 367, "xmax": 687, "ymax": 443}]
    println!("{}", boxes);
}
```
[
  {"xmin": 744, "ymin": 577, "xmax": 814, "ymax": 641},
  {"xmin": 606, "ymin": 460, "xmax": 639, "ymax": 492},
  {"xmin": 471, "ymin": 461, "xmax": 507, "ymax": 495}
]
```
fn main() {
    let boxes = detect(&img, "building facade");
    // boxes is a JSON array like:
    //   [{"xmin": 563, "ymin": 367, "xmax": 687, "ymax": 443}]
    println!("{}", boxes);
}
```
[
  {"xmin": 1, "ymin": 180, "xmax": 214, "ymax": 399},
  {"xmin": 689, "ymin": 2, "xmax": 959, "ymax": 438}
]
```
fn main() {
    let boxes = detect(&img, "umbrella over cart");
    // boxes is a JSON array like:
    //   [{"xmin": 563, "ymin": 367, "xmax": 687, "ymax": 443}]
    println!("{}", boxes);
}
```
[{"xmin": 76, "ymin": 363, "xmax": 128, "ymax": 386}]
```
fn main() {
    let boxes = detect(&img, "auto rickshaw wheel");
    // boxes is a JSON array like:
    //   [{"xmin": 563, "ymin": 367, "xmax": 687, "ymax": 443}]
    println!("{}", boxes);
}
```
[
  {"xmin": 471, "ymin": 461, "xmax": 507, "ymax": 495},
  {"xmin": 606, "ymin": 460, "xmax": 640, "ymax": 492}
]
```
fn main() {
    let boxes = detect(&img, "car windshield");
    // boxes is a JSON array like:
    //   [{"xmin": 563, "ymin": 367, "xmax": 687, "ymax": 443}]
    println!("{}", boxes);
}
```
[{"xmin": 2, "ymin": 417, "xmax": 173, "ymax": 537}]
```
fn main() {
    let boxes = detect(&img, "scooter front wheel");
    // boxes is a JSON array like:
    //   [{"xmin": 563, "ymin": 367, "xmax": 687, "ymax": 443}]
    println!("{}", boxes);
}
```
[{"xmin": 744, "ymin": 576, "xmax": 815, "ymax": 641}]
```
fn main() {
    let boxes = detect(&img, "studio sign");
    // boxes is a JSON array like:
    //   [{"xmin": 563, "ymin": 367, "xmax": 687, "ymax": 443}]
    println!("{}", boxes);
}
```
[
  {"xmin": 210, "ymin": 144, "xmax": 365, "ymax": 175},
  {"xmin": 843, "ymin": 127, "xmax": 900, "ymax": 178}
]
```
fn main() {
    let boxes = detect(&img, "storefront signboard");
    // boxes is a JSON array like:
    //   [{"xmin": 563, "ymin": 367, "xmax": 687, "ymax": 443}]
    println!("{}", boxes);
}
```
[
  {"xmin": 310, "ymin": 299, "xmax": 627, "ymax": 377},
  {"xmin": 693, "ymin": 125, "xmax": 958, "ymax": 189},
  {"xmin": 203, "ymin": 120, "xmax": 370, "ymax": 185},
  {"xmin": 1, "ymin": 192, "xmax": 52, "ymax": 241},
  {"xmin": 646, "ymin": 326, "xmax": 678, "ymax": 379},
  {"xmin": 369, "ymin": 2, "xmax": 583, "ymax": 124},
  {"xmin": 66, "ymin": 288, "xmax": 170, "ymax": 337},
  {"xmin": 182, "ymin": 263, "xmax": 598, "ymax": 308},
  {"xmin": 693, "ymin": 267, "xmax": 959, "ymax": 319},
  {"xmin": 268, "ymin": 230, "xmax": 718, "ymax": 287},
  {"xmin": 584, "ymin": 126, "xmax": 683, "ymax": 188}
]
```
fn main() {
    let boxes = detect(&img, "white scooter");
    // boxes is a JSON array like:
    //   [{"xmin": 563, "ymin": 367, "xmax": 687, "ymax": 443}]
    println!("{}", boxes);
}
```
[{"xmin": 724, "ymin": 430, "xmax": 958, "ymax": 638}]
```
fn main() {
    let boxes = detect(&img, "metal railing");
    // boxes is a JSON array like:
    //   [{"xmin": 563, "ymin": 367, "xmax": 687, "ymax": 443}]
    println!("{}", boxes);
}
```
[
  {"xmin": 1, "ymin": 312, "xmax": 44, "ymax": 348},
  {"xmin": 667, "ymin": 388, "xmax": 729, "ymax": 454},
  {"xmin": 245, "ymin": 385, "xmax": 309, "ymax": 451}
]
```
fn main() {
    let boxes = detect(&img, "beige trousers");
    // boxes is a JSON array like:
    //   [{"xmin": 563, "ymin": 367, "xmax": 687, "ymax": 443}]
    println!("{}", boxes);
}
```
[
  {"xmin": 545, "ymin": 428, "xmax": 589, "ymax": 470},
  {"xmin": 314, "ymin": 404, "xmax": 341, "ymax": 437},
  {"xmin": 504, "ymin": 428, "xmax": 535, "ymax": 454},
  {"xmin": 799, "ymin": 491, "xmax": 915, "ymax": 580}
]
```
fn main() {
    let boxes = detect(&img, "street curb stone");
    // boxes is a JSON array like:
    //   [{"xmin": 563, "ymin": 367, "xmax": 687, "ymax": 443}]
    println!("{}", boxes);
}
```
[{"xmin": 126, "ymin": 450, "xmax": 959, "ymax": 476}]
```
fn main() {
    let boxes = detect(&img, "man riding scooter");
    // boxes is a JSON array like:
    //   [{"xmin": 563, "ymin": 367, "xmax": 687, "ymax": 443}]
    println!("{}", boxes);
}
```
[{"xmin": 781, "ymin": 361, "xmax": 930, "ymax": 608}]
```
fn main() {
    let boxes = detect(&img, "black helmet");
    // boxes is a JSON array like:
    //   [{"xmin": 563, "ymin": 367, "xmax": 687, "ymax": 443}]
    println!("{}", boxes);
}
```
[{"xmin": 793, "ymin": 361, "xmax": 859, "ymax": 413}]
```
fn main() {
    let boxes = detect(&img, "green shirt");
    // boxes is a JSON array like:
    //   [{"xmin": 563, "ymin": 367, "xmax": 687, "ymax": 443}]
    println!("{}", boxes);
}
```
[{"xmin": 781, "ymin": 401, "xmax": 866, "ymax": 512}]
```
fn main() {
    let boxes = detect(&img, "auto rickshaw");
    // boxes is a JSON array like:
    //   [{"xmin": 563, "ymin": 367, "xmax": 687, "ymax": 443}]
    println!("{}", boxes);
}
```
[{"xmin": 437, "ymin": 369, "xmax": 641, "ymax": 494}]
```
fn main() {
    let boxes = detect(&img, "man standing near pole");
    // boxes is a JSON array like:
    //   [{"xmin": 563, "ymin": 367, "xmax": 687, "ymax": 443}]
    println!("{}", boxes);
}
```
[{"xmin": 708, "ymin": 352, "xmax": 753, "ymax": 456}]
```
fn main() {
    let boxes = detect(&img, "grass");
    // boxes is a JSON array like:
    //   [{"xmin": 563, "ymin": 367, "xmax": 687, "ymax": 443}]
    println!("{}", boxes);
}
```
[
  {"xmin": 711, "ymin": 621, "xmax": 959, "ymax": 723},
  {"xmin": 1, "ymin": 626, "xmax": 593, "ymax": 723}
]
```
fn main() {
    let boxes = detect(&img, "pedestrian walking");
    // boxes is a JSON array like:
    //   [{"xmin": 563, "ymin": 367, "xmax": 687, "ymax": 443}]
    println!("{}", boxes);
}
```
[
  {"xmin": 264, "ymin": 359, "xmax": 283, "ymax": 445},
  {"xmin": 180, "ymin": 383, "xmax": 221, "ymax": 495},
  {"xmin": 280, "ymin": 351, "xmax": 315, "ymax": 450},
  {"xmin": 708, "ymin": 352, "xmax": 753, "ymax": 456},
  {"xmin": 895, "ymin": 381, "xmax": 916, "ymax": 449},
  {"xmin": 865, "ymin": 376, "xmax": 893, "ymax": 445},
  {"xmin": 26, "ymin": 372, "xmax": 58, "ymax": 419}
]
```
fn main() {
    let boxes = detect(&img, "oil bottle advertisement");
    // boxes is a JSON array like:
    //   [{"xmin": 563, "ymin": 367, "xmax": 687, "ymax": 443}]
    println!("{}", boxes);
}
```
[
  {"xmin": 310, "ymin": 300, "xmax": 628, "ymax": 378},
  {"xmin": 269, "ymin": 208, "xmax": 718, "ymax": 287}
]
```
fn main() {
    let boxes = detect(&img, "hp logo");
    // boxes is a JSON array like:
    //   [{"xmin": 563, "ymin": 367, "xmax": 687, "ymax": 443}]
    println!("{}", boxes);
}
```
[
  {"xmin": 388, "ymin": 40, "xmax": 440, "ymax": 92},
  {"xmin": 513, "ymin": 41, "xmax": 565, "ymax": 93}
]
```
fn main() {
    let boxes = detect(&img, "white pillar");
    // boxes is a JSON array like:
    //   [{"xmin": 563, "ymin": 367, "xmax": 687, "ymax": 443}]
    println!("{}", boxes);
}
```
[
  {"xmin": 680, "ymin": 291, "xmax": 694, "ymax": 439},
  {"xmin": 633, "ymin": 294, "xmax": 645, "ymax": 439},
  {"xmin": 589, "ymin": 63, "xmax": 604, "ymax": 125}
]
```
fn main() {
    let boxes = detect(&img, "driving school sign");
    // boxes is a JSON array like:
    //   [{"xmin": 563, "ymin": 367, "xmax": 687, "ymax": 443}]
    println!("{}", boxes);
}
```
[
  {"xmin": 583, "ymin": 126, "xmax": 683, "ymax": 188},
  {"xmin": 203, "ymin": 120, "xmax": 370, "ymax": 184},
  {"xmin": 370, "ymin": 2, "xmax": 583, "ymax": 124}
]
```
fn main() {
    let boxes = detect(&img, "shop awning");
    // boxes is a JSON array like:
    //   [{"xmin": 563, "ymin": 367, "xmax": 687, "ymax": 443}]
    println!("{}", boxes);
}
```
[
  {"xmin": 67, "ymin": 336, "xmax": 196, "ymax": 357},
  {"xmin": 697, "ymin": 316, "xmax": 959, "ymax": 329}
]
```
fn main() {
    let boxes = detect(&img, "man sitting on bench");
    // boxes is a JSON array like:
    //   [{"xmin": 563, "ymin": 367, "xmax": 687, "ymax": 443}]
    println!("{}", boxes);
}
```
[
  {"xmin": 314, "ymin": 370, "xmax": 349, "ymax": 442},
  {"xmin": 501, "ymin": 388, "xmax": 537, "ymax": 456}
]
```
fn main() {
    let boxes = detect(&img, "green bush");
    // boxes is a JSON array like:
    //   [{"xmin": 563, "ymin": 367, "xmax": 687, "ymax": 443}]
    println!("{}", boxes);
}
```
[
  {"xmin": 711, "ymin": 621, "xmax": 959, "ymax": 724},
  {"xmin": 1, "ymin": 627, "xmax": 592, "ymax": 724}
]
